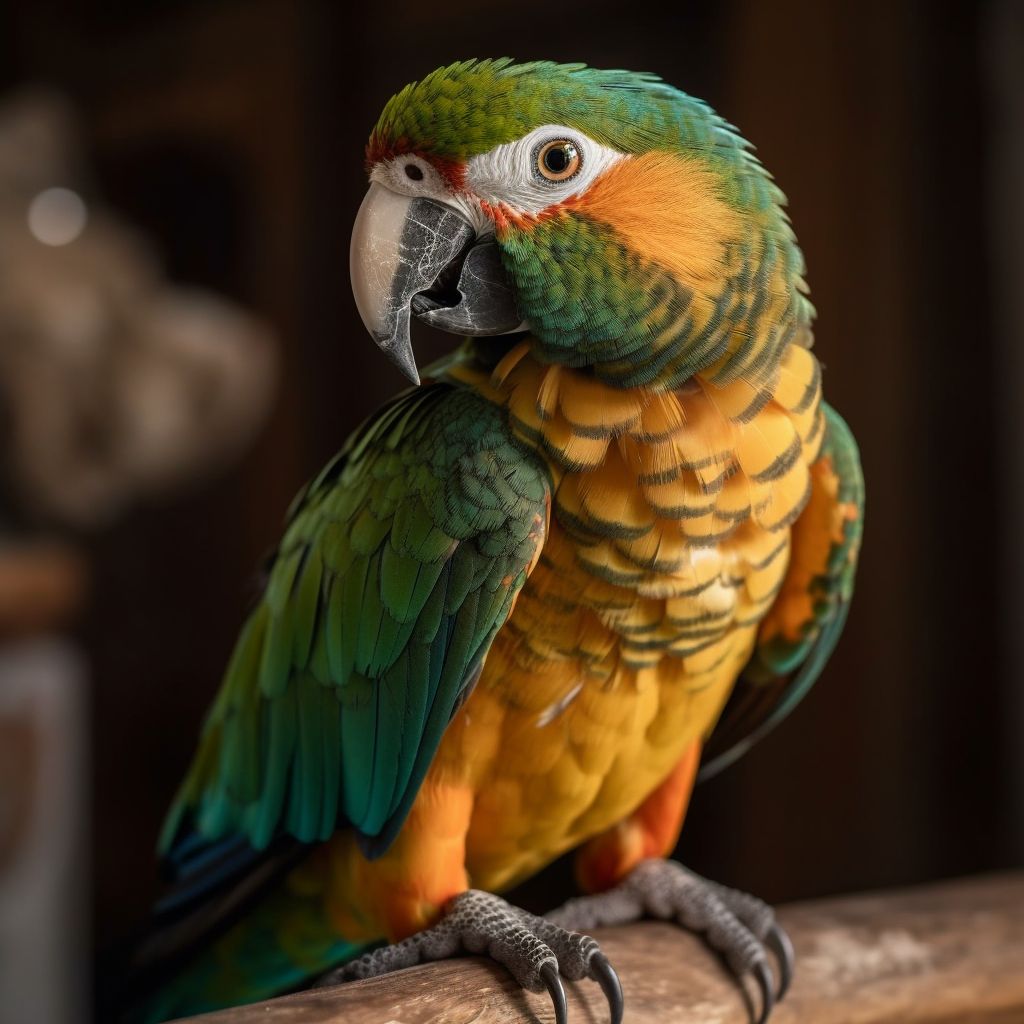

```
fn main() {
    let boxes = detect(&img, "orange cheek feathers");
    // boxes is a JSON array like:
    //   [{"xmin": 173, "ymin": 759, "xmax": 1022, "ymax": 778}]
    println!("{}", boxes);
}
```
[{"xmin": 565, "ymin": 152, "xmax": 744, "ymax": 288}]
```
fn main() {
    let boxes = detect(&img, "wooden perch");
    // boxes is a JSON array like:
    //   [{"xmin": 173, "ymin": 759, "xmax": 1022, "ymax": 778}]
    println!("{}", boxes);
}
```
[{"xmin": 181, "ymin": 871, "xmax": 1024, "ymax": 1024}]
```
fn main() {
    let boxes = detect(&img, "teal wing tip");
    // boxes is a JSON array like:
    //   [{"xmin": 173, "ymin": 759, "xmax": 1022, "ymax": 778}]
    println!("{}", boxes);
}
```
[
  {"xmin": 355, "ymin": 826, "xmax": 393, "ymax": 862},
  {"xmin": 694, "ymin": 609, "xmax": 849, "ymax": 783}
]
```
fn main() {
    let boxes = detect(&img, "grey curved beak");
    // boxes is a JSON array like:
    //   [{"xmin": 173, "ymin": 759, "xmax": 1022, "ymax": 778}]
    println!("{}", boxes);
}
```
[{"xmin": 350, "ymin": 183, "xmax": 523, "ymax": 384}]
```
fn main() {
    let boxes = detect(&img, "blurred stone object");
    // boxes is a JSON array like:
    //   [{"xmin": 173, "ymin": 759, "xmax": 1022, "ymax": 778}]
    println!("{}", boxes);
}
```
[
  {"xmin": 0, "ymin": 87, "xmax": 278, "ymax": 1024},
  {"xmin": 0, "ymin": 638, "xmax": 89, "ymax": 1024},
  {"xmin": 0, "ymin": 89, "xmax": 277, "ymax": 530}
]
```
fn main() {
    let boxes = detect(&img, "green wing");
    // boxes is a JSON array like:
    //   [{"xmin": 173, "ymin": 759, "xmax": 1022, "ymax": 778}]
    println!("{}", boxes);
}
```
[
  {"xmin": 699, "ymin": 403, "xmax": 864, "ymax": 779},
  {"xmin": 162, "ymin": 383, "xmax": 550, "ymax": 860}
]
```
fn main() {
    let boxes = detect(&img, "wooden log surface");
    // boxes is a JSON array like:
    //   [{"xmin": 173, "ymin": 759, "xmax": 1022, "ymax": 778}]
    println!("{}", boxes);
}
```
[{"xmin": 185, "ymin": 871, "xmax": 1024, "ymax": 1024}]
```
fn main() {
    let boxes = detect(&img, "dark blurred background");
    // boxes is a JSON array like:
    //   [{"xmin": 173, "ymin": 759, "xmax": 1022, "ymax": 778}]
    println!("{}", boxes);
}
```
[{"xmin": 0, "ymin": 0, "xmax": 1021, "ymax": 1021}]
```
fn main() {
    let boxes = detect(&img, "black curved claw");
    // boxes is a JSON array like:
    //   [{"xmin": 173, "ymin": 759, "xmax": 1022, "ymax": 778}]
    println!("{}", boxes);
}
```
[
  {"xmin": 540, "ymin": 961, "xmax": 568, "ymax": 1024},
  {"xmin": 765, "ymin": 922, "xmax": 794, "ymax": 1000},
  {"xmin": 590, "ymin": 952, "xmax": 624, "ymax": 1024},
  {"xmin": 753, "ymin": 960, "xmax": 775, "ymax": 1024}
]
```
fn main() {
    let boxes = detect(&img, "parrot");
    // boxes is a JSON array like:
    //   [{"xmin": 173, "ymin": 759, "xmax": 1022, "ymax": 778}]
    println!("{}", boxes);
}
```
[{"xmin": 127, "ymin": 58, "xmax": 863, "ymax": 1024}]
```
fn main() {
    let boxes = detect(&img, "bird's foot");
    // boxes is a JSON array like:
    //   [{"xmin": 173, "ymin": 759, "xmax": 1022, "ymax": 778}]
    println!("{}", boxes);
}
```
[
  {"xmin": 547, "ymin": 859, "xmax": 793, "ymax": 1024},
  {"xmin": 316, "ymin": 888, "xmax": 623, "ymax": 1024}
]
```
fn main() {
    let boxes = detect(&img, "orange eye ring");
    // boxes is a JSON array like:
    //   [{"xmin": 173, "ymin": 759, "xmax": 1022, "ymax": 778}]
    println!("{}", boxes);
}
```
[{"xmin": 536, "ymin": 139, "xmax": 582, "ymax": 182}]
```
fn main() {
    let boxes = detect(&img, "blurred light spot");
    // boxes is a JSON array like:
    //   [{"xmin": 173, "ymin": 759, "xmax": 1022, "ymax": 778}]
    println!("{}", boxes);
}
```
[{"xmin": 27, "ymin": 188, "xmax": 88, "ymax": 246}]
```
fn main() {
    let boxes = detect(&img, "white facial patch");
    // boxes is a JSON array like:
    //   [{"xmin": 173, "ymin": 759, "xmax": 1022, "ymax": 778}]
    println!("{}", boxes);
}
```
[{"xmin": 465, "ymin": 125, "xmax": 627, "ymax": 217}]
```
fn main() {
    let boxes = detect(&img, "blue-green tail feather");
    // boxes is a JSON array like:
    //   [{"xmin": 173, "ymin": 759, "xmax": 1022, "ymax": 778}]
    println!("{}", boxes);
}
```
[{"xmin": 131, "ymin": 880, "xmax": 372, "ymax": 1023}]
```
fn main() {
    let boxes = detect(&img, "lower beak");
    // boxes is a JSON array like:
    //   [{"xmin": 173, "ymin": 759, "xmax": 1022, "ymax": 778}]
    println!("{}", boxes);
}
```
[{"xmin": 350, "ymin": 182, "xmax": 522, "ymax": 384}]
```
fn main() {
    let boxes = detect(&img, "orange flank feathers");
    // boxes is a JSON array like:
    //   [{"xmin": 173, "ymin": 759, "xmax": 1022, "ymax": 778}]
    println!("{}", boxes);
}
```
[
  {"xmin": 301, "ymin": 784, "xmax": 475, "ymax": 943},
  {"xmin": 574, "ymin": 742, "xmax": 702, "ymax": 893}
]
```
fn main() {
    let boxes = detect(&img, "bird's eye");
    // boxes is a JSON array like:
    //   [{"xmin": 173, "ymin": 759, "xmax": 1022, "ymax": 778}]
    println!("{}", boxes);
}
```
[
  {"xmin": 404, "ymin": 163, "xmax": 424, "ymax": 181},
  {"xmin": 536, "ymin": 139, "xmax": 581, "ymax": 182}
]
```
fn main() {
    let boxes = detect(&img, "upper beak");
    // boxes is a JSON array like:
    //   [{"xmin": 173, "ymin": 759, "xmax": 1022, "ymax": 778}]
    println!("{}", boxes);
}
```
[{"xmin": 350, "ymin": 182, "xmax": 522, "ymax": 384}]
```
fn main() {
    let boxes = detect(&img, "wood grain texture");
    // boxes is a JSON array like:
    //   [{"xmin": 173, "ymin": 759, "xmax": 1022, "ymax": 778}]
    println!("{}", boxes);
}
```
[{"xmin": 180, "ymin": 872, "xmax": 1024, "ymax": 1024}]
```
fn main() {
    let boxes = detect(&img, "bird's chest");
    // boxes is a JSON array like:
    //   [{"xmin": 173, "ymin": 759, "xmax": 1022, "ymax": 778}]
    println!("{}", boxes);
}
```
[
  {"xmin": 434, "ymin": 484, "xmax": 794, "ymax": 890},
  {"xmin": 435, "ymin": 510, "xmax": 769, "ymax": 890},
  {"xmin": 430, "ymin": 350, "xmax": 822, "ymax": 889}
]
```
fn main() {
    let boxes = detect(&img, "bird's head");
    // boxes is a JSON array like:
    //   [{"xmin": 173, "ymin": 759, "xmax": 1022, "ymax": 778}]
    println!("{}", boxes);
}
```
[{"xmin": 351, "ymin": 59, "xmax": 811, "ymax": 389}]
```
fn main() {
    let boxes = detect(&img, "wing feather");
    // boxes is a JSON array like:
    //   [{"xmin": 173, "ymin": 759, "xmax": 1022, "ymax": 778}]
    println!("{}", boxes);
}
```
[{"xmin": 161, "ymin": 383, "xmax": 550, "ymax": 868}]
